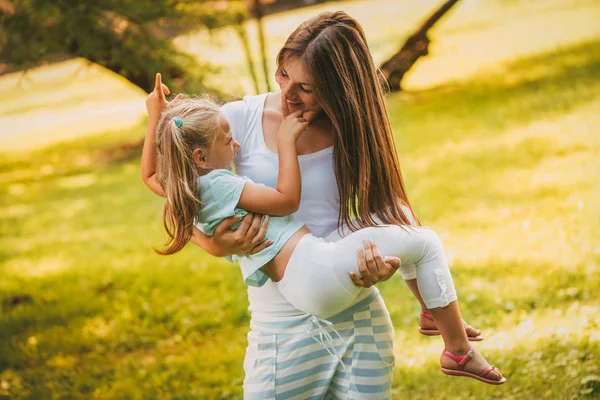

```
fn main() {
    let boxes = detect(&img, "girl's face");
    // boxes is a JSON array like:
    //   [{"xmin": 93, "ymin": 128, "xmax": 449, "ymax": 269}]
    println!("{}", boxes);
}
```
[
  {"xmin": 205, "ymin": 113, "xmax": 240, "ymax": 170},
  {"xmin": 276, "ymin": 58, "xmax": 322, "ymax": 116}
]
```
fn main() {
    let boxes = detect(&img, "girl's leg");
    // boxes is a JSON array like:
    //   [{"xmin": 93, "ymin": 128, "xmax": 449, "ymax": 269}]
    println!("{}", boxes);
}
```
[
  {"xmin": 406, "ymin": 278, "xmax": 482, "ymax": 339},
  {"xmin": 331, "ymin": 225, "xmax": 504, "ymax": 382},
  {"xmin": 325, "ymin": 209, "xmax": 482, "ymax": 339}
]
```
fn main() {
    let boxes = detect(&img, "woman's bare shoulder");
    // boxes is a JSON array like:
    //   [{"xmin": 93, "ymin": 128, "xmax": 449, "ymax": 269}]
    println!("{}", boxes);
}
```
[
  {"xmin": 264, "ymin": 92, "xmax": 283, "ymax": 113},
  {"xmin": 263, "ymin": 92, "xmax": 283, "ymax": 123}
]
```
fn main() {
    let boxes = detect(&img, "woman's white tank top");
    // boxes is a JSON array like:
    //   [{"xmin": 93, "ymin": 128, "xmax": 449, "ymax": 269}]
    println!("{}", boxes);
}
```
[{"xmin": 221, "ymin": 93, "xmax": 346, "ymax": 317}]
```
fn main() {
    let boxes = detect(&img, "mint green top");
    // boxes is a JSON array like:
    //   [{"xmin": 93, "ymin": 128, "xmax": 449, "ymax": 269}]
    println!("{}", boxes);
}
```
[{"xmin": 195, "ymin": 169, "xmax": 304, "ymax": 287}]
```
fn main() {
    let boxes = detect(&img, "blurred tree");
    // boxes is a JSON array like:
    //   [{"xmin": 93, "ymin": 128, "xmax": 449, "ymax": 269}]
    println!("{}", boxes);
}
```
[
  {"xmin": 235, "ymin": 23, "xmax": 260, "ymax": 93},
  {"xmin": 252, "ymin": 0, "xmax": 271, "ymax": 92},
  {"xmin": 380, "ymin": 0, "xmax": 461, "ymax": 91},
  {"xmin": 0, "ymin": 0, "xmax": 248, "ymax": 95}
]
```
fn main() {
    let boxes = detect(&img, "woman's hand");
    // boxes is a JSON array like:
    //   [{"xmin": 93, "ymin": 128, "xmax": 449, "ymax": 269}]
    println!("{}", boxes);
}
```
[
  {"xmin": 212, "ymin": 213, "xmax": 273, "ymax": 256},
  {"xmin": 350, "ymin": 240, "xmax": 401, "ymax": 287}
]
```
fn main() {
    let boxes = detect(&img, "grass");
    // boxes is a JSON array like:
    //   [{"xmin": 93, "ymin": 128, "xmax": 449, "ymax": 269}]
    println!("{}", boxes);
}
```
[
  {"xmin": 1, "ymin": 0, "xmax": 600, "ymax": 398},
  {"xmin": 1, "ymin": 37, "xmax": 599, "ymax": 398}
]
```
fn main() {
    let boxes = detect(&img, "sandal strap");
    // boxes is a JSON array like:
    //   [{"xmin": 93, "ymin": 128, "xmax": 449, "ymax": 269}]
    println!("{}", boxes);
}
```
[
  {"xmin": 444, "ymin": 349, "xmax": 502, "ymax": 380},
  {"xmin": 465, "ymin": 325, "xmax": 481, "ymax": 334},
  {"xmin": 442, "ymin": 347, "xmax": 475, "ymax": 368},
  {"xmin": 420, "ymin": 311, "xmax": 434, "ymax": 321},
  {"xmin": 482, "ymin": 366, "xmax": 502, "ymax": 379},
  {"xmin": 422, "ymin": 314, "xmax": 480, "ymax": 336}
]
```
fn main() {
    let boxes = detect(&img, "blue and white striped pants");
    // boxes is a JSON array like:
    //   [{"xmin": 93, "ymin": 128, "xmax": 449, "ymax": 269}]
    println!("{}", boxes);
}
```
[{"xmin": 243, "ymin": 290, "xmax": 395, "ymax": 399}]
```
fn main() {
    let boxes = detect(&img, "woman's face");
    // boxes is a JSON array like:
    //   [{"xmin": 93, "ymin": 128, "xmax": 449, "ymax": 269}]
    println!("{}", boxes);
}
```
[{"xmin": 276, "ymin": 58, "xmax": 322, "ymax": 116}]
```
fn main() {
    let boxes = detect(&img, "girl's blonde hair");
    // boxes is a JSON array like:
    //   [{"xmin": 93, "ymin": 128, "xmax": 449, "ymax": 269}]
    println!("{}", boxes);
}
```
[
  {"xmin": 277, "ymin": 11, "xmax": 419, "ymax": 231},
  {"xmin": 155, "ymin": 97, "xmax": 222, "ymax": 255}
]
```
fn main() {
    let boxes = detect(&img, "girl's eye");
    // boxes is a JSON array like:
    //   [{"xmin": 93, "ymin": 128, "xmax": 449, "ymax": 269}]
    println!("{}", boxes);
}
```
[
  {"xmin": 300, "ymin": 86, "xmax": 313, "ymax": 93},
  {"xmin": 280, "ymin": 70, "xmax": 288, "ymax": 78}
]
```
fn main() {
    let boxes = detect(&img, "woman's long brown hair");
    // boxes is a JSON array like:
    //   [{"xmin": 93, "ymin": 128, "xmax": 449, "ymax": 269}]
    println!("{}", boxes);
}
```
[{"xmin": 277, "ymin": 11, "xmax": 420, "ymax": 231}]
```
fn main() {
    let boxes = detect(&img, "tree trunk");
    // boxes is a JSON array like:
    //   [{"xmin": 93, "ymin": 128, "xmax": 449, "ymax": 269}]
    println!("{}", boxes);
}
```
[
  {"xmin": 379, "ymin": 0, "xmax": 461, "ymax": 91},
  {"xmin": 236, "ymin": 24, "xmax": 261, "ymax": 94},
  {"xmin": 253, "ymin": 0, "xmax": 271, "ymax": 92}
]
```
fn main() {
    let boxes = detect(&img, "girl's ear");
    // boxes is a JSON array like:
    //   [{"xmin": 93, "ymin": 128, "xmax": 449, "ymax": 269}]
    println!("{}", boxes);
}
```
[{"xmin": 192, "ymin": 148, "xmax": 208, "ymax": 169}]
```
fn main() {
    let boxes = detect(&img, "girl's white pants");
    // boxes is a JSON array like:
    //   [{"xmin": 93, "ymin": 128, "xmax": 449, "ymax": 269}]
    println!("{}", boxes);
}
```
[{"xmin": 276, "ymin": 225, "xmax": 457, "ymax": 319}]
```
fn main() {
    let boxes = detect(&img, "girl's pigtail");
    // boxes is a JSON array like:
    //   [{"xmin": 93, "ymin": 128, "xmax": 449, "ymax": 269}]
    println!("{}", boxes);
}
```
[
  {"xmin": 154, "ymin": 97, "xmax": 222, "ymax": 256},
  {"xmin": 156, "ymin": 116, "xmax": 201, "ymax": 255}
]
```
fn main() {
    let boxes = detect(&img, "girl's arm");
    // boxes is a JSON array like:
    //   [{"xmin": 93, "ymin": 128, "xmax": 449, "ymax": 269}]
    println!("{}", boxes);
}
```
[
  {"xmin": 237, "ymin": 111, "xmax": 308, "ymax": 216},
  {"xmin": 142, "ymin": 73, "xmax": 170, "ymax": 197},
  {"xmin": 141, "ymin": 117, "xmax": 166, "ymax": 197}
]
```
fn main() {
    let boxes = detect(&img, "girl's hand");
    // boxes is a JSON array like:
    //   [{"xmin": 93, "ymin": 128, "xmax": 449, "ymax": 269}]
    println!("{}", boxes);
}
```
[
  {"xmin": 279, "ymin": 93, "xmax": 319, "ymax": 138},
  {"xmin": 212, "ymin": 213, "xmax": 272, "ymax": 255},
  {"xmin": 350, "ymin": 240, "xmax": 401, "ymax": 287},
  {"xmin": 278, "ymin": 110, "xmax": 309, "ymax": 143},
  {"xmin": 145, "ymin": 73, "xmax": 171, "ymax": 123}
]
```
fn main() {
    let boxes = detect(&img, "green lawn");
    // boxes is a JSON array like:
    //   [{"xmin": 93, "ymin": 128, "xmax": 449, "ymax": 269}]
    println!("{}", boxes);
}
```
[
  {"xmin": 2, "ymin": 0, "xmax": 600, "ymax": 397},
  {"xmin": 1, "ymin": 37, "xmax": 599, "ymax": 398}
]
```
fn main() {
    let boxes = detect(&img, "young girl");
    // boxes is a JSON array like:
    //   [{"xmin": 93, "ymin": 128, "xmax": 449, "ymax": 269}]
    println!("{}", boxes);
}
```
[{"xmin": 148, "ymin": 91, "xmax": 505, "ymax": 385}]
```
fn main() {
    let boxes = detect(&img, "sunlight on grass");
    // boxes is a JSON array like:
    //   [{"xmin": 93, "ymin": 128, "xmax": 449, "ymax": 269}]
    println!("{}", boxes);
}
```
[
  {"xmin": 0, "ymin": 204, "xmax": 32, "ymax": 219},
  {"xmin": 423, "ymin": 100, "xmax": 600, "ymax": 269},
  {"xmin": 5, "ymin": 256, "xmax": 72, "ymax": 278},
  {"xmin": 56, "ymin": 173, "xmax": 98, "ymax": 190},
  {"xmin": 393, "ymin": 302, "xmax": 599, "ymax": 367},
  {"xmin": 0, "ymin": 59, "xmax": 146, "ymax": 152},
  {"xmin": 81, "ymin": 316, "xmax": 115, "ymax": 339}
]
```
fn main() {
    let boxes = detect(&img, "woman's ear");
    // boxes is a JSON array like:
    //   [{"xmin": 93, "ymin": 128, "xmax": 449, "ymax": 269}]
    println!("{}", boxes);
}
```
[{"xmin": 192, "ymin": 148, "xmax": 208, "ymax": 169}]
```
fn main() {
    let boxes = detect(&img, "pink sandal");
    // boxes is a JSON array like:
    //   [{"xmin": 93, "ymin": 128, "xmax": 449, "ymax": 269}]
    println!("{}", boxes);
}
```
[
  {"xmin": 419, "ymin": 311, "xmax": 484, "ymax": 341},
  {"xmin": 441, "ymin": 347, "xmax": 506, "ymax": 385}
]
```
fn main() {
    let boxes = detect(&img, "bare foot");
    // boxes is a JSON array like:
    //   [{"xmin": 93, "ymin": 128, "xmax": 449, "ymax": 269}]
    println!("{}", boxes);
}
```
[
  {"xmin": 420, "ymin": 311, "xmax": 483, "ymax": 340},
  {"xmin": 440, "ymin": 347, "xmax": 505, "ymax": 383}
]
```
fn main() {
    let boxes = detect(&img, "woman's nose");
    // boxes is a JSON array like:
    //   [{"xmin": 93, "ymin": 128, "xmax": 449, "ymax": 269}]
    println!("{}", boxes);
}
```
[{"xmin": 281, "ymin": 84, "xmax": 295, "ymax": 97}]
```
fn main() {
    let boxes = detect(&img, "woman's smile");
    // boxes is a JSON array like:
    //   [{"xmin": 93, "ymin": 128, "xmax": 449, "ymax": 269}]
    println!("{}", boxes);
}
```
[{"xmin": 287, "ymin": 99, "xmax": 304, "ymax": 112}]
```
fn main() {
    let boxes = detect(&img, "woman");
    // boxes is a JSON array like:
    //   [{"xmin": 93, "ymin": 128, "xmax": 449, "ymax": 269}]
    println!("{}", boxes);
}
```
[{"xmin": 142, "ymin": 10, "xmax": 504, "ymax": 398}]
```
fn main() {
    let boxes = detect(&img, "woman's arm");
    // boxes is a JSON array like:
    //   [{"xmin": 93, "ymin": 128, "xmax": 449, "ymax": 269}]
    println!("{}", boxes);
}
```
[{"xmin": 237, "ymin": 111, "xmax": 308, "ymax": 215}]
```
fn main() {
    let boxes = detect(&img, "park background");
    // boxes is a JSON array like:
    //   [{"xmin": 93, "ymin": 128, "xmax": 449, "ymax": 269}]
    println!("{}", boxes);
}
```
[{"xmin": 1, "ymin": 0, "xmax": 599, "ymax": 398}]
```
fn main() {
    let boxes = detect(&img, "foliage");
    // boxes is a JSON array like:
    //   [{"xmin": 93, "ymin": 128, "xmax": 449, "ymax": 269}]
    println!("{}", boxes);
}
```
[{"xmin": 0, "ymin": 0, "xmax": 248, "ymax": 93}]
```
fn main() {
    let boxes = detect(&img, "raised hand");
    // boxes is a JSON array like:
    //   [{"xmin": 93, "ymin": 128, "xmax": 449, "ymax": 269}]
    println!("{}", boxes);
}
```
[
  {"xmin": 278, "ymin": 110, "xmax": 309, "ymax": 143},
  {"xmin": 281, "ymin": 93, "xmax": 320, "ymax": 123},
  {"xmin": 145, "ymin": 73, "xmax": 171, "ymax": 123},
  {"xmin": 281, "ymin": 92, "xmax": 291, "ymax": 119}
]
